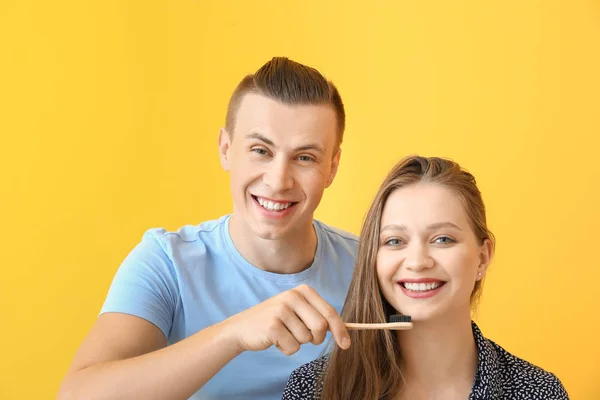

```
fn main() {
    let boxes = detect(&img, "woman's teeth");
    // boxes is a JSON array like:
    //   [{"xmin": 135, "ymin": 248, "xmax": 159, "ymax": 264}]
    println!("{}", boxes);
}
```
[{"xmin": 402, "ymin": 282, "xmax": 443, "ymax": 292}]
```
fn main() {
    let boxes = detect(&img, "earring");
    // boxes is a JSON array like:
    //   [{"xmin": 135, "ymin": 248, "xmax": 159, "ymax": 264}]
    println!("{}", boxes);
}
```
[{"xmin": 478, "ymin": 272, "xmax": 482, "ymax": 277}]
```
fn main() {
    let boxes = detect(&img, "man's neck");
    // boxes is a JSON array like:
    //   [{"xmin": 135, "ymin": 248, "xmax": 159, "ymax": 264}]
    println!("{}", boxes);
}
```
[
  {"xmin": 397, "ymin": 311, "xmax": 477, "ymax": 398},
  {"xmin": 227, "ymin": 214, "xmax": 318, "ymax": 274}
]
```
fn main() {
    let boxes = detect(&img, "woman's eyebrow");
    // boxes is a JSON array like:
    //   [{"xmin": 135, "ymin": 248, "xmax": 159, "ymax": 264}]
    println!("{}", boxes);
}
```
[{"xmin": 380, "ymin": 222, "xmax": 462, "ymax": 233}]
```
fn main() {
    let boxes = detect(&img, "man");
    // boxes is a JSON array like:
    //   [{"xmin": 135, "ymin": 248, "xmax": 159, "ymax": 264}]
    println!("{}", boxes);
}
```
[{"xmin": 58, "ymin": 57, "xmax": 358, "ymax": 400}]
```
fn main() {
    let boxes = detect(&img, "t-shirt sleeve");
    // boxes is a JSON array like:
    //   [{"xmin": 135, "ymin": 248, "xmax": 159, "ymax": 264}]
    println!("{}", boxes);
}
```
[{"xmin": 100, "ymin": 229, "xmax": 179, "ymax": 339}]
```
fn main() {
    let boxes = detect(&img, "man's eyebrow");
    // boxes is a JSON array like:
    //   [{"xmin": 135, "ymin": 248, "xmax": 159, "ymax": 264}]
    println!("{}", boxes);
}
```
[
  {"xmin": 294, "ymin": 144, "xmax": 325, "ymax": 154},
  {"xmin": 245, "ymin": 132, "xmax": 325, "ymax": 154},
  {"xmin": 245, "ymin": 132, "xmax": 274, "ymax": 147}
]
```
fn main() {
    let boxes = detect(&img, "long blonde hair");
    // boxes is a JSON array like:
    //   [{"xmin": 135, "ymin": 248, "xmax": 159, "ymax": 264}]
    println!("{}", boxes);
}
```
[{"xmin": 319, "ymin": 156, "xmax": 495, "ymax": 399}]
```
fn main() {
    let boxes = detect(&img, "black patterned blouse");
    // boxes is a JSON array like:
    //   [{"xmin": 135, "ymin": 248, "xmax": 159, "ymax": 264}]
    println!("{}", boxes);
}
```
[{"xmin": 282, "ymin": 322, "xmax": 568, "ymax": 399}]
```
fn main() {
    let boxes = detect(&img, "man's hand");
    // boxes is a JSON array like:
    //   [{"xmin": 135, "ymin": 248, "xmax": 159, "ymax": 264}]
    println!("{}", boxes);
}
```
[{"xmin": 221, "ymin": 284, "xmax": 351, "ymax": 355}]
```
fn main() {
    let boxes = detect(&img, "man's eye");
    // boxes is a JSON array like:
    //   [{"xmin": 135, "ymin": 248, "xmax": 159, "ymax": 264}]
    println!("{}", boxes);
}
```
[
  {"xmin": 297, "ymin": 155, "xmax": 315, "ymax": 162},
  {"xmin": 252, "ymin": 148, "xmax": 268, "ymax": 155}
]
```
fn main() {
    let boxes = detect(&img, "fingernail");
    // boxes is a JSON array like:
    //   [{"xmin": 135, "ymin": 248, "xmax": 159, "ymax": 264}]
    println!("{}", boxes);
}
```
[{"xmin": 342, "ymin": 337, "xmax": 351, "ymax": 348}]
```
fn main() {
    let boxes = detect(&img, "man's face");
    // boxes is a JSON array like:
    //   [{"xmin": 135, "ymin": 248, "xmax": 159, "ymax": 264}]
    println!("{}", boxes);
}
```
[{"xmin": 219, "ymin": 93, "xmax": 340, "ymax": 240}]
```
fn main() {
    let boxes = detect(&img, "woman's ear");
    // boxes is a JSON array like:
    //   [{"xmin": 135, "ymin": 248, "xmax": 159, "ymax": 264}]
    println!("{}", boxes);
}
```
[{"xmin": 476, "ymin": 238, "xmax": 494, "ymax": 280}]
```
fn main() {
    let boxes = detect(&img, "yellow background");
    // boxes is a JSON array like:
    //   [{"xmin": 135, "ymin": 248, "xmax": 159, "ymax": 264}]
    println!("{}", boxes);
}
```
[{"xmin": 1, "ymin": 1, "xmax": 599, "ymax": 398}]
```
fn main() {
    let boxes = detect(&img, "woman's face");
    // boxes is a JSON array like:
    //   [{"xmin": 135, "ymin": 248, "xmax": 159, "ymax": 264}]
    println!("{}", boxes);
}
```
[{"xmin": 376, "ymin": 182, "xmax": 492, "ymax": 322}]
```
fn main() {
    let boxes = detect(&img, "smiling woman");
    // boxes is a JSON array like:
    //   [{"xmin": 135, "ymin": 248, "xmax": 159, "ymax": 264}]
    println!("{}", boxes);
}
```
[{"xmin": 282, "ymin": 155, "xmax": 569, "ymax": 400}]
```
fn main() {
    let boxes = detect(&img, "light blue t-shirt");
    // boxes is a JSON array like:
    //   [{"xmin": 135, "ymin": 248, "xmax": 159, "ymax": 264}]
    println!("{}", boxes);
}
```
[{"xmin": 100, "ymin": 214, "xmax": 358, "ymax": 400}]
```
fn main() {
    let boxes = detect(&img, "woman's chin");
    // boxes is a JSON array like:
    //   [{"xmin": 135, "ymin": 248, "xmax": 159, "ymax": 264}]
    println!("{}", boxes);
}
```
[{"xmin": 392, "ymin": 304, "xmax": 446, "ymax": 323}]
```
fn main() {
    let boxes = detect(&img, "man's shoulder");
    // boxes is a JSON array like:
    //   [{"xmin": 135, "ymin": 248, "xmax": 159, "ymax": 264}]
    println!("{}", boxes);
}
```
[
  {"xmin": 141, "ymin": 215, "xmax": 230, "ymax": 250},
  {"xmin": 313, "ymin": 220, "xmax": 359, "ymax": 246}
]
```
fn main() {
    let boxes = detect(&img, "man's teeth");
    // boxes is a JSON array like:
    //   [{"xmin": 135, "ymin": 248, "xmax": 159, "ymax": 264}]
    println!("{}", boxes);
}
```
[
  {"xmin": 257, "ymin": 197, "xmax": 292, "ymax": 211},
  {"xmin": 403, "ymin": 282, "xmax": 442, "ymax": 292}
]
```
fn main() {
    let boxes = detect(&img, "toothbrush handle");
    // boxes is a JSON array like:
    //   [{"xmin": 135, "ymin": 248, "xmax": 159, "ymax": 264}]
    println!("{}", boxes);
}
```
[{"xmin": 345, "ymin": 322, "xmax": 413, "ymax": 330}]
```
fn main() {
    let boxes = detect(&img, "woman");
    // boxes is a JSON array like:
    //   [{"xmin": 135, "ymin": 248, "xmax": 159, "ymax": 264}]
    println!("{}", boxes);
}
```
[{"xmin": 282, "ymin": 156, "xmax": 568, "ymax": 399}]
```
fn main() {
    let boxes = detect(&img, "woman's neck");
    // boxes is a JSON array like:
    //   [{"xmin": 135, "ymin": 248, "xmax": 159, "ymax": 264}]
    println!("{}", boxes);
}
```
[{"xmin": 397, "ymin": 312, "xmax": 478, "ymax": 399}]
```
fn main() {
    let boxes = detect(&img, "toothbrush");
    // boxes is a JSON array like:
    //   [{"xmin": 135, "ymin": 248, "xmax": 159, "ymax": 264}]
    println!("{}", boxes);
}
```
[{"xmin": 345, "ymin": 315, "xmax": 413, "ymax": 330}]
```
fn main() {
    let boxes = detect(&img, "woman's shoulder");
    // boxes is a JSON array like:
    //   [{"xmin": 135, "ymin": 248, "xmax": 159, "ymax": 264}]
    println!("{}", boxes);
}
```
[
  {"xmin": 281, "ymin": 354, "xmax": 330, "ymax": 399},
  {"xmin": 483, "ymin": 335, "xmax": 569, "ymax": 398}
]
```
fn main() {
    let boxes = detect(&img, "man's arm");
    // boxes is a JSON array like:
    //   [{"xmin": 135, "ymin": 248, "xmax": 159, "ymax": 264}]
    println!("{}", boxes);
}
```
[
  {"xmin": 57, "ymin": 312, "xmax": 242, "ymax": 400},
  {"xmin": 57, "ymin": 284, "xmax": 351, "ymax": 400}
]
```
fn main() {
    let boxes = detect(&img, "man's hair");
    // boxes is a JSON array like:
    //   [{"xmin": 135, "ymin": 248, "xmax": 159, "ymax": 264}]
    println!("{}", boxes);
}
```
[{"xmin": 225, "ymin": 57, "xmax": 346, "ymax": 147}]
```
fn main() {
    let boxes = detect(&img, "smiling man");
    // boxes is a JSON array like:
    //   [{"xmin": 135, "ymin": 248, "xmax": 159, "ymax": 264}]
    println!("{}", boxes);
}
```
[{"xmin": 58, "ymin": 57, "xmax": 358, "ymax": 400}]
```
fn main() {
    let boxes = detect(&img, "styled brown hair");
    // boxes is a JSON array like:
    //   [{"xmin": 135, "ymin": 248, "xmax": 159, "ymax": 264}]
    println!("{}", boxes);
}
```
[
  {"xmin": 320, "ymin": 155, "xmax": 495, "ymax": 399},
  {"xmin": 224, "ymin": 57, "xmax": 346, "ymax": 147}
]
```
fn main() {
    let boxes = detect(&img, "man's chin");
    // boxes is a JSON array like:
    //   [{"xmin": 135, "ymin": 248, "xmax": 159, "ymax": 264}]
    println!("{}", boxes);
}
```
[
  {"xmin": 254, "ymin": 229, "xmax": 291, "ymax": 241},
  {"xmin": 247, "ymin": 220, "xmax": 288, "ymax": 239}
]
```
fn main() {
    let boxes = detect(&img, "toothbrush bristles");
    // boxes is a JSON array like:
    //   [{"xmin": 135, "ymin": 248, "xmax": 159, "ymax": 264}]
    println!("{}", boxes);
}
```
[{"xmin": 389, "ymin": 314, "xmax": 411, "ymax": 323}]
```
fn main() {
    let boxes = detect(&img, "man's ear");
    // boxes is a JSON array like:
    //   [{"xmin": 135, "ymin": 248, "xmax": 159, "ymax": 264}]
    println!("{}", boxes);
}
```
[
  {"xmin": 218, "ymin": 128, "xmax": 231, "ymax": 171},
  {"xmin": 326, "ymin": 148, "xmax": 342, "ymax": 188}
]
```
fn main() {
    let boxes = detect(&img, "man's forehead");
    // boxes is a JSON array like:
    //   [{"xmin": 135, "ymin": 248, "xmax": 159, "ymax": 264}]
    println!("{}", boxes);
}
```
[
  {"xmin": 236, "ymin": 93, "xmax": 335, "ymax": 122},
  {"xmin": 234, "ymin": 95, "xmax": 337, "ymax": 148}
]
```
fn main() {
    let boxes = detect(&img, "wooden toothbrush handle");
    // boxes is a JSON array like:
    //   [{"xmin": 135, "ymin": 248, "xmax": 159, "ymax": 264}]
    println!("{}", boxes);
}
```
[{"xmin": 345, "ymin": 322, "xmax": 413, "ymax": 330}]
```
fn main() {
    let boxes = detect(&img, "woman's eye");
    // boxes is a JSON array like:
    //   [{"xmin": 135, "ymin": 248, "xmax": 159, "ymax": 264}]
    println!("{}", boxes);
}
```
[
  {"xmin": 384, "ymin": 238, "xmax": 403, "ymax": 246},
  {"xmin": 434, "ymin": 236, "xmax": 456, "ymax": 244}
]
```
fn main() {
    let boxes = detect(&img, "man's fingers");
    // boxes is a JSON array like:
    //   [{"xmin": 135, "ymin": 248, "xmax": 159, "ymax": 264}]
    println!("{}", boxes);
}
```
[
  {"xmin": 294, "ymin": 285, "xmax": 351, "ymax": 350},
  {"xmin": 278, "ymin": 305, "xmax": 314, "ymax": 345},
  {"xmin": 270, "ymin": 322, "xmax": 301, "ymax": 356},
  {"xmin": 287, "ymin": 297, "xmax": 328, "ymax": 345}
]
